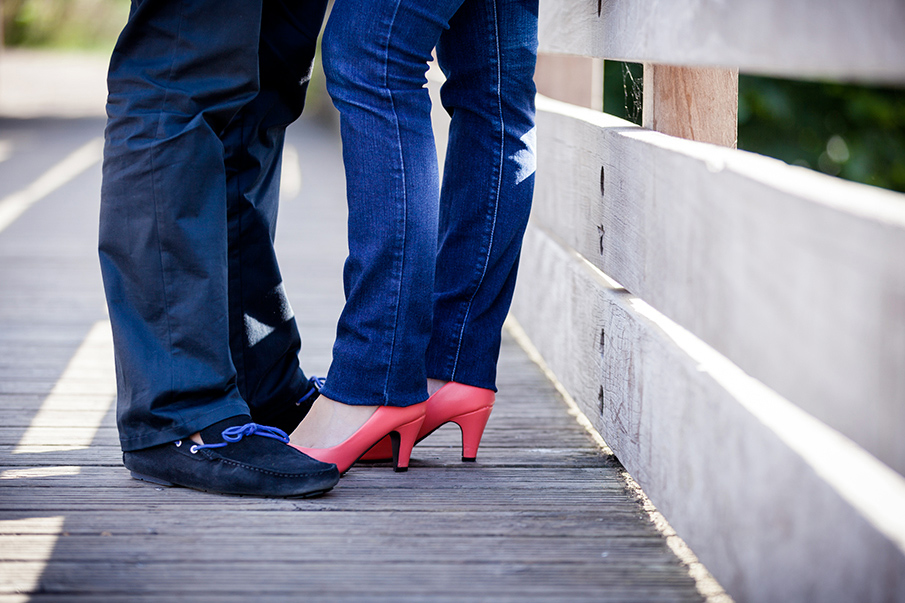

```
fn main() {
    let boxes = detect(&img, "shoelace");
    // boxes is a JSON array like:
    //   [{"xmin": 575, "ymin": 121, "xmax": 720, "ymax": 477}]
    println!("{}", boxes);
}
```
[
  {"xmin": 296, "ymin": 375, "xmax": 325, "ymax": 406},
  {"xmin": 188, "ymin": 423, "xmax": 290, "ymax": 453}
]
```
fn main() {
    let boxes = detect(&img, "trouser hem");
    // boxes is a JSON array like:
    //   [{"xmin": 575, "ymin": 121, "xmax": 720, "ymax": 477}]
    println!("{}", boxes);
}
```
[{"xmin": 118, "ymin": 403, "xmax": 250, "ymax": 452}]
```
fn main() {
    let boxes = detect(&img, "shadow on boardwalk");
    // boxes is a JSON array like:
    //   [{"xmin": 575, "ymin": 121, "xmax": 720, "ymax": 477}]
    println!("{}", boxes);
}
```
[{"xmin": 0, "ymin": 52, "xmax": 721, "ymax": 602}]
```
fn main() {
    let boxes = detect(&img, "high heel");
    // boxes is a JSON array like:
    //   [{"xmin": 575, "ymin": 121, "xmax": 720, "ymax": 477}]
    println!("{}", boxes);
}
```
[
  {"xmin": 360, "ymin": 382, "xmax": 494, "ymax": 462},
  {"xmin": 291, "ymin": 402, "xmax": 426, "ymax": 474}
]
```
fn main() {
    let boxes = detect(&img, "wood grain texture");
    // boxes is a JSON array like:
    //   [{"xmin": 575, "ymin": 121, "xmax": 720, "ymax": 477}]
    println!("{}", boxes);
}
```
[
  {"xmin": 642, "ymin": 64, "xmax": 738, "ymax": 148},
  {"xmin": 538, "ymin": 0, "xmax": 905, "ymax": 83},
  {"xmin": 509, "ymin": 225, "xmax": 905, "ymax": 603},
  {"xmin": 530, "ymin": 95, "xmax": 905, "ymax": 477}
]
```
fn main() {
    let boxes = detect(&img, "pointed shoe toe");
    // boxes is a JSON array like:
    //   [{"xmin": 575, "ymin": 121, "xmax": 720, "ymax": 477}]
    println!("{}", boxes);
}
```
[{"xmin": 291, "ymin": 402, "xmax": 426, "ymax": 474}]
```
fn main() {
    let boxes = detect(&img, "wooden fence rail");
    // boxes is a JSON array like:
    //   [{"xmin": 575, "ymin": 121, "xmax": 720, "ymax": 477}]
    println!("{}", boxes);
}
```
[{"xmin": 505, "ymin": 0, "xmax": 905, "ymax": 601}]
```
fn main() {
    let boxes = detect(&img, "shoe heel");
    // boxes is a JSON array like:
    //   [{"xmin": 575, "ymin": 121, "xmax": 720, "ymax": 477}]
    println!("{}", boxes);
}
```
[
  {"xmin": 454, "ymin": 406, "xmax": 493, "ymax": 462},
  {"xmin": 130, "ymin": 471, "xmax": 174, "ymax": 486},
  {"xmin": 389, "ymin": 417, "xmax": 424, "ymax": 472}
]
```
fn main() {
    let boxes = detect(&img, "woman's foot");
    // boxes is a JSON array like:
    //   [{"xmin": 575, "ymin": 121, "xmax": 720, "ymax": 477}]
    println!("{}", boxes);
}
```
[
  {"xmin": 289, "ymin": 400, "xmax": 427, "ymax": 473},
  {"xmin": 359, "ymin": 382, "xmax": 495, "ymax": 462},
  {"xmin": 289, "ymin": 396, "xmax": 378, "ymax": 449}
]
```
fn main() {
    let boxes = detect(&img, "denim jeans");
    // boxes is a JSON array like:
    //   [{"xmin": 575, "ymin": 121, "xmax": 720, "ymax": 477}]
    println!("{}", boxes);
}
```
[
  {"xmin": 320, "ymin": 0, "xmax": 538, "ymax": 406},
  {"xmin": 99, "ymin": 0, "xmax": 328, "ymax": 450}
]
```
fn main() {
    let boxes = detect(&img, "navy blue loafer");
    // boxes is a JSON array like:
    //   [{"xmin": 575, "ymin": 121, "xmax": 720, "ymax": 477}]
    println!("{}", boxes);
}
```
[{"xmin": 123, "ymin": 415, "xmax": 339, "ymax": 498}]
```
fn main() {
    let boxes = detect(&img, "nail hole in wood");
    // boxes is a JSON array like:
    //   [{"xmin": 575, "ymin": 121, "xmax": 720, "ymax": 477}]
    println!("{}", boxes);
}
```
[{"xmin": 599, "ymin": 329, "xmax": 606, "ymax": 414}]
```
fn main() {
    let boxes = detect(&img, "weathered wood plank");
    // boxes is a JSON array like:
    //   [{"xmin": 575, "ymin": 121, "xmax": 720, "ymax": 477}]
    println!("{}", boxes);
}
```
[
  {"xmin": 538, "ymin": 0, "xmax": 905, "ymax": 83},
  {"xmin": 0, "ymin": 596, "xmax": 699, "ymax": 603},
  {"xmin": 642, "ymin": 64, "xmax": 738, "ymax": 148},
  {"xmin": 0, "ymin": 447, "xmax": 608, "ymax": 471},
  {"xmin": 0, "ymin": 562, "xmax": 702, "ymax": 600},
  {"xmin": 510, "ymin": 224, "xmax": 905, "ymax": 602},
  {"xmin": 531, "ymin": 95, "xmax": 905, "ymax": 477},
  {"xmin": 0, "ymin": 534, "xmax": 674, "ymax": 562},
  {"xmin": 0, "ymin": 508, "xmax": 661, "ymax": 537}
]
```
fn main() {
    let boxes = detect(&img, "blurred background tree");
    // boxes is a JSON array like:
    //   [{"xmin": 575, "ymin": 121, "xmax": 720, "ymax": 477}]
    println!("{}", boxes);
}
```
[
  {"xmin": 2, "ymin": 0, "xmax": 128, "ymax": 50},
  {"xmin": 604, "ymin": 60, "xmax": 905, "ymax": 194}
]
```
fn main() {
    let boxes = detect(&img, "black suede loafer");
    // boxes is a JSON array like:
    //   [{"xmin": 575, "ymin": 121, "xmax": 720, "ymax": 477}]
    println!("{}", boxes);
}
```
[{"xmin": 123, "ymin": 416, "xmax": 339, "ymax": 498}]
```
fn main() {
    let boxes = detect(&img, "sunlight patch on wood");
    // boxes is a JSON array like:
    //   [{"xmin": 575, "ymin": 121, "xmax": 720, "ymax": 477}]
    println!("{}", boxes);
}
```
[
  {"xmin": 0, "ymin": 516, "xmax": 65, "ymax": 593},
  {"xmin": 13, "ymin": 321, "xmax": 116, "ymax": 453},
  {"xmin": 0, "ymin": 137, "xmax": 103, "ymax": 233}
]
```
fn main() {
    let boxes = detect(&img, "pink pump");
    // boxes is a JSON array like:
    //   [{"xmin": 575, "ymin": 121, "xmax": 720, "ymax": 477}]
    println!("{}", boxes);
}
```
[
  {"xmin": 360, "ymin": 382, "xmax": 495, "ymax": 462},
  {"xmin": 290, "ymin": 402, "xmax": 426, "ymax": 474}
]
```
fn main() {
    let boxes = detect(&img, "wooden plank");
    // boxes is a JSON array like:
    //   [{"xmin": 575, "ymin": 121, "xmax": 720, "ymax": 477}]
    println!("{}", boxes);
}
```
[
  {"xmin": 530, "ymin": 95, "xmax": 905, "ymax": 477},
  {"xmin": 510, "ymin": 225, "xmax": 905, "ymax": 602},
  {"xmin": 0, "ymin": 562, "xmax": 700, "ymax": 601},
  {"xmin": 642, "ymin": 64, "xmax": 738, "ymax": 148},
  {"xmin": 0, "ymin": 446, "xmax": 607, "ymax": 469},
  {"xmin": 534, "ymin": 54, "xmax": 603, "ymax": 110},
  {"xmin": 0, "ymin": 508, "xmax": 660, "ymax": 537},
  {"xmin": 0, "ymin": 599, "xmax": 595, "ymax": 603},
  {"xmin": 0, "ymin": 534, "xmax": 672, "ymax": 562},
  {"xmin": 538, "ymin": 0, "xmax": 905, "ymax": 83}
]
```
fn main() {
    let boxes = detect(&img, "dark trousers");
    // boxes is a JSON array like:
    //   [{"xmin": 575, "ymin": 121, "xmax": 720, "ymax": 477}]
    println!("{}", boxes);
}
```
[{"xmin": 99, "ymin": 0, "xmax": 329, "ymax": 451}]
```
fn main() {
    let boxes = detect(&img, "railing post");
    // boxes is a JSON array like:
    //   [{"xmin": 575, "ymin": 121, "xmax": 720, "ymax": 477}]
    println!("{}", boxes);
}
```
[{"xmin": 642, "ymin": 64, "xmax": 738, "ymax": 148}]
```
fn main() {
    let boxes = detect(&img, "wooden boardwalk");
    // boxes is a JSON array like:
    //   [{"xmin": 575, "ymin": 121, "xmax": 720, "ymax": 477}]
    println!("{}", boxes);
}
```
[{"xmin": 0, "ymin": 112, "xmax": 721, "ymax": 602}]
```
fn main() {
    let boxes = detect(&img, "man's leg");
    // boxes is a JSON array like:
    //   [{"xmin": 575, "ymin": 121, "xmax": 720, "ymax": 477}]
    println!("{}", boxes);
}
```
[
  {"xmin": 100, "ymin": 0, "xmax": 261, "ymax": 451},
  {"xmin": 223, "ymin": 0, "xmax": 330, "ymax": 434},
  {"xmin": 99, "ymin": 0, "xmax": 339, "ymax": 496}
]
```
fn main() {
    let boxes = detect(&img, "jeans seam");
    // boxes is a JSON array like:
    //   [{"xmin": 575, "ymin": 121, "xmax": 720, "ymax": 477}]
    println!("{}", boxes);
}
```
[
  {"xmin": 450, "ymin": 0, "xmax": 504, "ymax": 381},
  {"xmin": 382, "ymin": 0, "xmax": 407, "ymax": 404}
]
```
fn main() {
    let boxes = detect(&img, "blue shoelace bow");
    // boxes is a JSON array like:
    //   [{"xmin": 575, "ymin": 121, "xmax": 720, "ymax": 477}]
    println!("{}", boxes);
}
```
[
  {"xmin": 190, "ymin": 423, "xmax": 290, "ymax": 452},
  {"xmin": 296, "ymin": 375, "xmax": 325, "ymax": 406}
]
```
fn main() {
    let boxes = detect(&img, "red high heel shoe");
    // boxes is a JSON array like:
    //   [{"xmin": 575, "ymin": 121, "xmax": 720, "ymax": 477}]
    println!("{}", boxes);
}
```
[
  {"xmin": 290, "ymin": 402, "xmax": 426, "ymax": 474},
  {"xmin": 360, "ymin": 382, "xmax": 494, "ymax": 462}
]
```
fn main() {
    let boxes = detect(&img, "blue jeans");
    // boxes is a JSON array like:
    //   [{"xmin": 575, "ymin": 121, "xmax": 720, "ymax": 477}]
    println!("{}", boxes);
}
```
[
  {"xmin": 99, "ymin": 0, "xmax": 328, "ymax": 450},
  {"xmin": 320, "ymin": 0, "xmax": 538, "ymax": 406}
]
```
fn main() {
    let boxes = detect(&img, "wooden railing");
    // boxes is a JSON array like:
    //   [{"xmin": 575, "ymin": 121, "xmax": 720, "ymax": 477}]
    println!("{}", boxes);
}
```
[{"xmin": 503, "ymin": 1, "xmax": 905, "ymax": 601}]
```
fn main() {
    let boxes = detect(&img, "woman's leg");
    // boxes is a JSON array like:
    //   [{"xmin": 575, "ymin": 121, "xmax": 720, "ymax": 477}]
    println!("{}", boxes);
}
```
[
  {"xmin": 427, "ymin": 0, "xmax": 538, "ymax": 391},
  {"xmin": 316, "ymin": 0, "xmax": 466, "ymax": 409}
]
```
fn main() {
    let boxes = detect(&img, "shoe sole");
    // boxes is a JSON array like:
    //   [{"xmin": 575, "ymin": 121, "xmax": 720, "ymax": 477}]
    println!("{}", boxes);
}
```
[{"xmin": 129, "ymin": 471, "xmax": 335, "ymax": 499}]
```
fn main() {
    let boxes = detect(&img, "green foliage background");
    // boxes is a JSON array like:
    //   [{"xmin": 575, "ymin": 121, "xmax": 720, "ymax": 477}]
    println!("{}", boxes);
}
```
[
  {"xmin": 2, "ymin": 0, "xmax": 129, "ymax": 50},
  {"xmin": 604, "ymin": 61, "xmax": 905, "ymax": 194}
]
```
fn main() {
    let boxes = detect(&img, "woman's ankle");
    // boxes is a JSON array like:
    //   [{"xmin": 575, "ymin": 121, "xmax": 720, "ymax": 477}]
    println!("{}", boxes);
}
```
[{"xmin": 289, "ymin": 396, "xmax": 378, "ymax": 449}]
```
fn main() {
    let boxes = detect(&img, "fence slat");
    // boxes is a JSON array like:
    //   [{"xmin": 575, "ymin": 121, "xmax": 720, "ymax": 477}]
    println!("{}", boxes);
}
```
[
  {"xmin": 511, "ymin": 224, "xmax": 905, "ymax": 603},
  {"xmin": 539, "ymin": 0, "xmax": 905, "ymax": 82},
  {"xmin": 530, "ymin": 95, "xmax": 905, "ymax": 477}
]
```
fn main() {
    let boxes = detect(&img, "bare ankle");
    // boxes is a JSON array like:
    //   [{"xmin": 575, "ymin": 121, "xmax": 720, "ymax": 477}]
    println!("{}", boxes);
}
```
[{"xmin": 289, "ymin": 396, "xmax": 378, "ymax": 449}]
